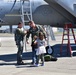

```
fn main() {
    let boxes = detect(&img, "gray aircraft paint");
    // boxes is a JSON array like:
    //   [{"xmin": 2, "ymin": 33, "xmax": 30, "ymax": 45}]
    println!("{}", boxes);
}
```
[{"xmin": 0, "ymin": 0, "xmax": 76, "ymax": 27}]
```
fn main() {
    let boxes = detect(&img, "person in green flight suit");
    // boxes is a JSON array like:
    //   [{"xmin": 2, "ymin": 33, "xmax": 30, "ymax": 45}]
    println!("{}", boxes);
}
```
[
  {"xmin": 14, "ymin": 22, "xmax": 27, "ymax": 65},
  {"xmin": 26, "ymin": 21, "xmax": 47, "ymax": 65}
]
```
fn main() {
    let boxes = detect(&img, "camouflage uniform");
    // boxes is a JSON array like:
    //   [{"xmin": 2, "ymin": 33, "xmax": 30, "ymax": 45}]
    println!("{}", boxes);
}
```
[
  {"xmin": 26, "ymin": 25, "xmax": 46, "ymax": 41},
  {"xmin": 14, "ymin": 27, "xmax": 26, "ymax": 64},
  {"xmin": 26, "ymin": 25, "xmax": 46, "ymax": 64}
]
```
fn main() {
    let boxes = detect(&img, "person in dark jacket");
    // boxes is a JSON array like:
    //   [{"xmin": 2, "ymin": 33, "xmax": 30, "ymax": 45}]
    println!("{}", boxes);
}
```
[
  {"xmin": 26, "ymin": 21, "xmax": 47, "ymax": 65},
  {"xmin": 14, "ymin": 22, "xmax": 27, "ymax": 65}
]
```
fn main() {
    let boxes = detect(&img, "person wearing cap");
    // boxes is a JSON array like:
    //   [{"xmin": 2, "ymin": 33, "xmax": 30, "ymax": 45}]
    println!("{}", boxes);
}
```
[
  {"xmin": 26, "ymin": 21, "xmax": 47, "ymax": 65},
  {"xmin": 14, "ymin": 22, "xmax": 27, "ymax": 65}
]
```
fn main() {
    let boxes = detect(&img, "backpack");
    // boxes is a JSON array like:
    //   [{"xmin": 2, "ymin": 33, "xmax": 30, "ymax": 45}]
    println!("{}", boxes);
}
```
[{"xmin": 44, "ymin": 55, "xmax": 58, "ymax": 61}]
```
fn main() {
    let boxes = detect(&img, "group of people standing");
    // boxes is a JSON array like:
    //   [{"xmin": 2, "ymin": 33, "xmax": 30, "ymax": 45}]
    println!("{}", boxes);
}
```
[{"xmin": 14, "ymin": 21, "xmax": 47, "ymax": 67}]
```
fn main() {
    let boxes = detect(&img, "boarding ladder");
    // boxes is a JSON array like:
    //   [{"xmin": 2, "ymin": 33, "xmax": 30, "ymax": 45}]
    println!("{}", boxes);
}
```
[
  {"xmin": 20, "ymin": 0, "xmax": 33, "ymax": 51},
  {"xmin": 60, "ymin": 23, "xmax": 76, "ymax": 56},
  {"xmin": 20, "ymin": 0, "xmax": 33, "ymax": 27}
]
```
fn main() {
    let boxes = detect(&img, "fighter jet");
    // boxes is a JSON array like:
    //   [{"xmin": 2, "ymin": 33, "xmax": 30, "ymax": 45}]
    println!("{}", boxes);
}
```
[{"xmin": 0, "ymin": 0, "xmax": 76, "ymax": 28}]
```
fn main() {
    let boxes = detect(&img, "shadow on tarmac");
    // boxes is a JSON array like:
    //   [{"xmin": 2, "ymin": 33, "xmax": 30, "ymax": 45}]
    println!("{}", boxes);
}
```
[
  {"xmin": 0, "ymin": 44, "xmax": 76, "ymax": 65},
  {"xmin": 0, "ymin": 52, "xmax": 32, "ymax": 65},
  {"xmin": 52, "ymin": 43, "xmax": 76, "ymax": 57}
]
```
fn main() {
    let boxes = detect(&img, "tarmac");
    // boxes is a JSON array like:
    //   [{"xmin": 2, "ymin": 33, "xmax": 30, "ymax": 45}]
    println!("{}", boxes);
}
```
[{"xmin": 0, "ymin": 33, "xmax": 76, "ymax": 75}]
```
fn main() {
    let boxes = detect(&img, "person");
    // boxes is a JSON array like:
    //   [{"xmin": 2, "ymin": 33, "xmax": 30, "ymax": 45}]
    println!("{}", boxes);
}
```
[
  {"xmin": 31, "ymin": 35, "xmax": 38, "ymax": 65},
  {"xmin": 26, "ymin": 21, "xmax": 47, "ymax": 65},
  {"xmin": 34, "ymin": 32, "xmax": 46, "ymax": 67},
  {"xmin": 14, "ymin": 22, "xmax": 27, "ymax": 65}
]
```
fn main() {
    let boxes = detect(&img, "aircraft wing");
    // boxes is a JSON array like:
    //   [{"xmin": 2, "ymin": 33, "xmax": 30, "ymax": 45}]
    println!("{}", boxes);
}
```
[{"xmin": 0, "ymin": 0, "xmax": 76, "ymax": 28}]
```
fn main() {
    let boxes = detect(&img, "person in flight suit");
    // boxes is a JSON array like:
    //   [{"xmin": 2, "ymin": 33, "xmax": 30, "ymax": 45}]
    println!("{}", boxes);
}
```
[
  {"xmin": 26, "ymin": 21, "xmax": 47, "ymax": 65},
  {"xmin": 14, "ymin": 22, "xmax": 27, "ymax": 65}
]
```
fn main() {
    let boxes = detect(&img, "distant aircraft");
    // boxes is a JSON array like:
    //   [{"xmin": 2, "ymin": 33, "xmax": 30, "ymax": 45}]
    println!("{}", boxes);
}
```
[{"xmin": 0, "ymin": 0, "xmax": 76, "ymax": 28}]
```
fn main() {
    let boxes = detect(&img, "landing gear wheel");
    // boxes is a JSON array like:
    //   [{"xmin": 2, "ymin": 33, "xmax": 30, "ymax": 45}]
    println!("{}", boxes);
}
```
[{"xmin": 45, "ymin": 46, "xmax": 54, "ymax": 55}]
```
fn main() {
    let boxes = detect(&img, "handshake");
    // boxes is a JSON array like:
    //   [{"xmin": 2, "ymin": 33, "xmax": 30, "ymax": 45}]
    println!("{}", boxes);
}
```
[{"xmin": 24, "ymin": 30, "xmax": 27, "ymax": 34}]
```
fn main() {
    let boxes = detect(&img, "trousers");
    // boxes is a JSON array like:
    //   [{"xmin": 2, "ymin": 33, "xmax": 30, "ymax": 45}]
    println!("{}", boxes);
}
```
[
  {"xmin": 17, "ymin": 41, "xmax": 24, "ymax": 63},
  {"xmin": 36, "ymin": 54, "xmax": 44, "ymax": 65},
  {"xmin": 32, "ymin": 47, "xmax": 36, "ymax": 64}
]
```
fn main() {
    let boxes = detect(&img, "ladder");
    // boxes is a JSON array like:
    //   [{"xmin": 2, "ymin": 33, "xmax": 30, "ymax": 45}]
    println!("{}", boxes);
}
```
[
  {"xmin": 20, "ymin": 0, "xmax": 33, "ymax": 51},
  {"xmin": 20, "ymin": 0, "xmax": 33, "ymax": 27},
  {"xmin": 60, "ymin": 23, "xmax": 76, "ymax": 56}
]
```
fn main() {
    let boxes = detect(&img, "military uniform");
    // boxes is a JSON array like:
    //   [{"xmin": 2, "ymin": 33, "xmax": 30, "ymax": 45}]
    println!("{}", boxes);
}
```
[
  {"xmin": 26, "ymin": 25, "xmax": 46, "ymax": 41},
  {"xmin": 26, "ymin": 25, "xmax": 46, "ymax": 64},
  {"xmin": 14, "ymin": 27, "xmax": 26, "ymax": 64}
]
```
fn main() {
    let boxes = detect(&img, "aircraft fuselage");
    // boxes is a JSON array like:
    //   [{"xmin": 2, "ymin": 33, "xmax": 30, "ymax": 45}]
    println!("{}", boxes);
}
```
[
  {"xmin": 0, "ymin": 0, "xmax": 46, "ymax": 18},
  {"xmin": 0, "ymin": 0, "xmax": 76, "ymax": 27}
]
